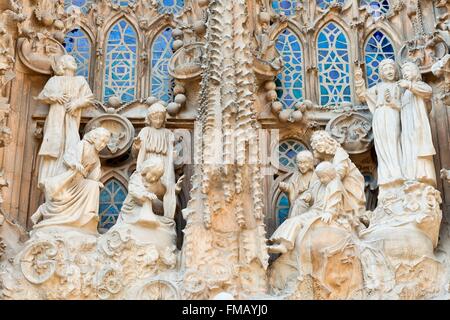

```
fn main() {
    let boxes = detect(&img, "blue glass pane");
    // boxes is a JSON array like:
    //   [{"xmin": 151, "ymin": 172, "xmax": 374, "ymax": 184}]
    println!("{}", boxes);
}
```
[
  {"xmin": 316, "ymin": 0, "xmax": 346, "ymax": 9},
  {"xmin": 98, "ymin": 178, "xmax": 128, "ymax": 232},
  {"xmin": 111, "ymin": 0, "xmax": 136, "ymax": 6},
  {"xmin": 271, "ymin": 0, "xmax": 300, "ymax": 16},
  {"xmin": 278, "ymin": 139, "xmax": 307, "ymax": 170},
  {"xmin": 64, "ymin": 0, "xmax": 92, "ymax": 13},
  {"xmin": 157, "ymin": 0, "xmax": 184, "ymax": 14},
  {"xmin": 63, "ymin": 28, "xmax": 91, "ymax": 80},
  {"xmin": 364, "ymin": 31, "xmax": 395, "ymax": 87},
  {"xmin": 103, "ymin": 19, "xmax": 138, "ymax": 103},
  {"xmin": 150, "ymin": 27, "xmax": 174, "ymax": 102},
  {"xmin": 276, "ymin": 194, "xmax": 290, "ymax": 225},
  {"xmin": 317, "ymin": 22, "xmax": 351, "ymax": 107},
  {"xmin": 275, "ymin": 29, "xmax": 303, "ymax": 110},
  {"xmin": 360, "ymin": 0, "xmax": 390, "ymax": 18}
]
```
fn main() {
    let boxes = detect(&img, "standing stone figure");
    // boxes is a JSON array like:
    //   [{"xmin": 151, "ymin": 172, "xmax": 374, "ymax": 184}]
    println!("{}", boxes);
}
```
[
  {"xmin": 132, "ymin": 101, "xmax": 179, "ymax": 219},
  {"xmin": 36, "ymin": 54, "xmax": 94, "ymax": 189},
  {"xmin": 398, "ymin": 62, "xmax": 436, "ymax": 186},
  {"xmin": 31, "ymin": 127, "xmax": 111, "ymax": 233},
  {"xmin": 355, "ymin": 59, "xmax": 403, "ymax": 186}
]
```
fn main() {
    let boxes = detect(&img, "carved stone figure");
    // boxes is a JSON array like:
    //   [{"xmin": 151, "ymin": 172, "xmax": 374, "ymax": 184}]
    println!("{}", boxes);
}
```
[
  {"xmin": 133, "ymin": 101, "xmax": 178, "ymax": 219},
  {"xmin": 398, "ymin": 62, "xmax": 436, "ymax": 186},
  {"xmin": 310, "ymin": 130, "xmax": 366, "ymax": 214},
  {"xmin": 270, "ymin": 161, "xmax": 364, "ymax": 299},
  {"xmin": 355, "ymin": 59, "xmax": 403, "ymax": 186},
  {"xmin": 37, "ymin": 55, "xmax": 94, "ymax": 188},
  {"xmin": 31, "ymin": 127, "xmax": 111, "ymax": 233}
]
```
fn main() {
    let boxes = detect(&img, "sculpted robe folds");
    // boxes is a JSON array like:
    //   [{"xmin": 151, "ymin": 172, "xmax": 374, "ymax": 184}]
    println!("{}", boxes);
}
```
[
  {"xmin": 284, "ymin": 170, "xmax": 313, "ymax": 218},
  {"xmin": 37, "ymin": 76, "xmax": 94, "ymax": 186},
  {"xmin": 400, "ymin": 81, "xmax": 436, "ymax": 185},
  {"xmin": 31, "ymin": 139, "xmax": 102, "ymax": 233},
  {"xmin": 135, "ymin": 127, "xmax": 176, "ymax": 219},
  {"xmin": 365, "ymin": 83, "xmax": 403, "ymax": 185}
]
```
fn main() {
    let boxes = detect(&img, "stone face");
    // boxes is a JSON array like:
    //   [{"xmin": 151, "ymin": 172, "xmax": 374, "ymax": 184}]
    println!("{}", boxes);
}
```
[{"xmin": 0, "ymin": 0, "xmax": 450, "ymax": 300}]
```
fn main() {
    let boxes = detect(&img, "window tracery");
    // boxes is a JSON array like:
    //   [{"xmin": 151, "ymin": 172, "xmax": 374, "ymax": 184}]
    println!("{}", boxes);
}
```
[
  {"xmin": 98, "ymin": 178, "xmax": 127, "ymax": 233},
  {"xmin": 151, "ymin": 27, "xmax": 174, "ymax": 103},
  {"xmin": 63, "ymin": 28, "xmax": 92, "ymax": 81},
  {"xmin": 364, "ymin": 30, "xmax": 395, "ymax": 87}
]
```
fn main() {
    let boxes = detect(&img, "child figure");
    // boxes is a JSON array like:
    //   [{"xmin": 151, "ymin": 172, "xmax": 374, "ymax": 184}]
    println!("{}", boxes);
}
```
[
  {"xmin": 279, "ymin": 150, "xmax": 315, "ymax": 219},
  {"xmin": 268, "ymin": 161, "xmax": 345, "ymax": 254}
]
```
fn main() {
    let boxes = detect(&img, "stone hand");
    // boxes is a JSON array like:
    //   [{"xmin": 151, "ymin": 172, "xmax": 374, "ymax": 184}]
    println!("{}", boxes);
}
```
[
  {"xmin": 320, "ymin": 212, "xmax": 333, "ymax": 224},
  {"xmin": 51, "ymin": 94, "xmax": 69, "ymax": 105},
  {"xmin": 279, "ymin": 182, "xmax": 288, "ymax": 192},
  {"xmin": 66, "ymin": 101, "xmax": 79, "ymax": 115},
  {"xmin": 398, "ymin": 79, "xmax": 411, "ymax": 89},
  {"xmin": 175, "ymin": 175, "xmax": 185, "ymax": 193},
  {"xmin": 146, "ymin": 192, "xmax": 158, "ymax": 201}
]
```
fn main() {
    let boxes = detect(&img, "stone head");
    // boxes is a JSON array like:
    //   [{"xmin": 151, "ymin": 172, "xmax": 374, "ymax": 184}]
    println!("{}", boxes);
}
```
[
  {"xmin": 84, "ymin": 127, "xmax": 111, "ymax": 151},
  {"xmin": 310, "ymin": 130, "xmax": 339, "ymax": 161},
  {"xmin": 146, "ymin": 102, "xmax": 167, "ymax": 129},
  {"xmin": 401, "ymin": 62, "xmax": 421, "ymax": 82},
  {"xmin": 295, "ymin": 150, "xmax": 314, "ymax": 174},
  {"xmin": 315, "ymin": 161, "xmax": 337, "ymax": 185},
  {"xmin": 52, "ymin": 54, "xmax": 78, "ymax": 76},
  {"xmin": 379, "ymin": 59, "xmax": 398, "ymax": 82},
  {"xmin": 141, "ymin": 157, "xmax": 165, "ymax": 183}
]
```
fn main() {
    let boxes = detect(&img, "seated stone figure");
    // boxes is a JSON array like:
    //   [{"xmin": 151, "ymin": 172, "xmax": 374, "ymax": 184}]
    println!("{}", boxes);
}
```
[
  {"xmin": 30, "ymin": 127, "xmax": 111, "ymax": 234},
  {"xmin": 269, "ymin": 161, "xmax": 346, "ymax": 254},
  {"xmin": 109, "ymin": 156, "xmax": 183, "ymax": 249}
]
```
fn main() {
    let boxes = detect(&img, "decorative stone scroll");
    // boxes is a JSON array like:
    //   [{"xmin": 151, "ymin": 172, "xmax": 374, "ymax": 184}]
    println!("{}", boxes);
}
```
[
  {"xmin": 168, "ymin": 42, "xmax": 204, "ymax": 80},
  {"xmin": 18, "ymin": 37, "xmax": 66, "ymax": 75},
  {"xmin": 84, "ymin": 114, "xmax": 135, "ymax": 159},
  {"xmin": 325, "ymin": 112, "xmax": 373, "ymax": 154}
]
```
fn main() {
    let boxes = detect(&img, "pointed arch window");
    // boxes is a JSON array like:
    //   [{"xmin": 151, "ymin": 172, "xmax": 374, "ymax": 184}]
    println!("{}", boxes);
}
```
[
  {"xmin": 271, "ymin": 1, "xmax": 299, "ymax": 16},
  {"xmin": 98, "ymin": 178, "xmax": 127, "ymax": 233},
  {"xmin": 157, "ymin": 0, "xmax": 185, "ymax": 15},
  {"xmin": 275, "ymin": 29, "xmax": 304, "ymax": 110},
  {"xmin": 317, "ymin": 22, "xmax": 351, "ymax": 107},
  {"xmin": 150, "ymin": 27, "xmax": 174, "ymax": 103},
  {"xmin": 275, "ymin": 193, "xmax": 290, "ymax": 226},
  {"xmin": 360, "ymin": 0, "xmax": 390, "ymax": 18},
  {"xmin": 278, "ymin": 139, "xmax": 308, "ymax": 170},
  {"xmin": 63, "ymin": 28, "xmax": 91, "ymax": 80},
  {"xmin": 317, "ymin": 0, "xmax": 346, "ymax": 10},
  {"xmin": 364, "ymin": 31, "xmax": 395, "ymax": 87},
  {"xmin": 64, "ymin": 0, "xmax": 93, "ymax": 13},
  {"xmin": 103, "ymin": 19, "xmax": 138, "ymax": 104}
]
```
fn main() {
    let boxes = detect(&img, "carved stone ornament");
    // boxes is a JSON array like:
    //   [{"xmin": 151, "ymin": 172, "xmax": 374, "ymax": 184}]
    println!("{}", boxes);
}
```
[
  {"xmin": 399, "ymin": 34, "xmax": 449, "ymax": 73},
  {"xmin": 168, "ymin": 42, "xmax": 204, "ymax": 80},
  {"xmin": 84, "ymin": 114, "xmax": 135, "ymax": 159},
  {"xmin": 325, "ymin": 112, "xmax": 373, "ymax": 154},
  {"xmin": 18, "ymin": 37, "xmax": 66, "ymax": 75}
]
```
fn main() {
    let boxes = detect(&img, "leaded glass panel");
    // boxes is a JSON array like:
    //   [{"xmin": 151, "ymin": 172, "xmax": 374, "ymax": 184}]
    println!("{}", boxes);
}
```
[
  {"xmin": 98, "ymin": 179, "xmax": 127, "ymax": 233},
  {"xmin": 151, "ymin": 27, "xmax": 174, "ymax": 103},
  {"xmin": 63, "ymin": 28, "xmax": 91, "ymax": 80},
  {"xmin": 365, "ymin": 31, "xmax": 395, "ymax": 87}
]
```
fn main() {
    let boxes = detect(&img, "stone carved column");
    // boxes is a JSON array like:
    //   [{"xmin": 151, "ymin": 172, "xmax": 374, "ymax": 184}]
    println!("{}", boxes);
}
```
[{"xmin": 180, "ymin": 0, "xmax": 268, "ymax": 299}]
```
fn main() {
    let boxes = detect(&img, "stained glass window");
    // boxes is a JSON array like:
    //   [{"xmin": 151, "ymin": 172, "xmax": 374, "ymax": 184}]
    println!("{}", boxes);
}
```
[
  {"xmin": 317, "ymin": 0, "xmax": 346, "ymax": 9},
  {"xmin": 317, "ymin": 22, "xmax": 351, "ymax": 107},
  {"xmin": 272, "ymin": 0, "xmax": 299, "ymax": 16},
  {"xmin": 278, "ymin": 139, "xmax": 308, "ymax": 170},
  {"xmin": 365, "ymin": 31, "xmax": 395, "ymax": 87},
  {"xmin": 361, "ymin": 0, "xmax": 390, "ymax": 18},
  {"xmin": 275, "ymin": 29, "xmax": 303, "ymax": 110},
  {"xmin": 276, "ymin": 193, "xmax": 290, "ymax": 225},
  {"xmin": 111, "ymin": 0, "xmax": 136, "ymax": 6},
  {"xmin": 98, "ymin": 178, "xmax": 127, "ymax": 233},
  {"xmin": 157, "ymin": 0, "xmax": 184, "ymax": 14},
  {"xmin": 103, "ymin": 19, "xmax": 138, "ymax": 103},
  {"xmin": 63, "ymin": 28, "xmax": 91, "ymax": 80},
  {"xmin": 151, "ymin": 27, "xmax": 174, "ymax": 103},
  {"xmin": 64, "ymin": 0, "xmax": 92, "ymax": 13}
]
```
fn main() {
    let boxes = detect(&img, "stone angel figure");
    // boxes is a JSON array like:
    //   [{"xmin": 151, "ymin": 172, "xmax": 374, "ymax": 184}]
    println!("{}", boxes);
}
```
[
  {"xmin": 31, "ymin": 127, "xmax": 111, "ymax": 233},
  {"xmin": 36, "ymin": 54, "xmax": 95, "ymax": 189},
  {"xmin": 132, "ymin": 101, "xmax": 183, "ymax": 219},
  {"xmin": 398, "ymin": 62, "xmax": 436, "ymax": 186},
  {"xmin": 355, "ymin": 59, "xmax": 403, "ymax": 186}
]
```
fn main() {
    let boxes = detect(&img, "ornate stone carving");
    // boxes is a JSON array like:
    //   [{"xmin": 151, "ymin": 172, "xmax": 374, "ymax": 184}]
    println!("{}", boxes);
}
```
[
  {"xmin": 84, "ymin": 113, "xmax": 135, "ymax": 159},
  {"xmin": 325, "ymin": 112, "xmax": 373, "ymax": 155}
]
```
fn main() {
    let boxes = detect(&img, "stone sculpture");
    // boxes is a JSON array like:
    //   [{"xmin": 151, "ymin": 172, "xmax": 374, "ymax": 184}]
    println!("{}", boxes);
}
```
[
  {"xmin": 133, "ymin": 101, "xmax": 179, "ymax": 219},
  {"xmin": 355, "ymin": 59, "xmax": 403, "ymax": 187},
  {"xmin": 399, "ymin": 61, "xmax": 436, "ymax": 186},
  {"xmin": 31, "ymin": 127, "xmax": 111, "ymax": 233},
  {"xmin": 36, "ymin": 54, "xmax": 94, "ymax": 188}
]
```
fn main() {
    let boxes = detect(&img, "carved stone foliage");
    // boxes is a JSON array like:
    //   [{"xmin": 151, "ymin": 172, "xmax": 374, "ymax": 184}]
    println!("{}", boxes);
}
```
[
  {"xmin": 85, "ymin": 113, "xmax": 135, "ymax": 159},
  {"xmin": 325, "ymin": 112, "xmax": 373, "ymax": 154}
]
